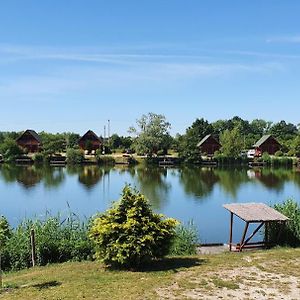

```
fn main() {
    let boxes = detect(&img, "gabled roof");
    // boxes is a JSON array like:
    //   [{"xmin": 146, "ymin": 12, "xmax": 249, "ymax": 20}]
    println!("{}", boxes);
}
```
[
  {"xmin": 253, "ymin": 135, "xmax": 280, "ymax": 148},
  {"xmin": 16, "ymin": 129, "xmax": 41, "ymax": 143},
  {"xmin": 79, "ymin": 130, "xmax": 101, "ymax": 142},
  {"xmin": 197, "ymin": 134, "xmax": 220, "ymax": 147}
]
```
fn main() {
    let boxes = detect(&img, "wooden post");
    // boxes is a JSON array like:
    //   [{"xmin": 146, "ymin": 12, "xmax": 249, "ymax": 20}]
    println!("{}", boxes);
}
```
[
  {"xmin": 229, "ymin": 212, "xmax": 233, "ymax": 251},
  {"xmin": 239, "ymin": 222, "xmax": 249, "ymax": 252},
  {"xmin": 30, "ymin": 229, "xmax": 36, "ymax": 267}
]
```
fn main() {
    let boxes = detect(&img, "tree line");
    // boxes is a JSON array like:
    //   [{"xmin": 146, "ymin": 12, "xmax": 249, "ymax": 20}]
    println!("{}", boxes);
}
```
[{"xmin": 0, "ymin": 114, "xmax": 300, "ymax": 163}]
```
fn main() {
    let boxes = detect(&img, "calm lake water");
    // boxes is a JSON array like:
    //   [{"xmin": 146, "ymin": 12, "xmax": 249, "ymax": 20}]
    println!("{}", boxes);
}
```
[{"xmin": 1, "ymin": 164, "xmax": 300, "ymax": 243}]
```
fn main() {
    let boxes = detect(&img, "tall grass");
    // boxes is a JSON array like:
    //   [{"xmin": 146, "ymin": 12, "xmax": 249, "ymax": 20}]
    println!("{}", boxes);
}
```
[{"xmin": 0, "ymin": 213, "xmax": 94, "ymax": 271}]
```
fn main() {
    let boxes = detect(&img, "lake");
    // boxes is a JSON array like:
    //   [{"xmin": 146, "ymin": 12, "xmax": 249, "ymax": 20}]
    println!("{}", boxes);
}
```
[{"xmin": 1, "ymin": 164, "xmax": 300, "ymax": 243}]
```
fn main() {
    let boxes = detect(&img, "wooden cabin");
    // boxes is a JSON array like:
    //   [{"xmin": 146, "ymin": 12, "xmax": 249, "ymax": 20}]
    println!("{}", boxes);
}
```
[
  {"xmin": 16, "ymin": 129, "xmax": 42, "ymax": 153},
  {"xmin": 253, "ymin": 135, "xmax": 281, "ymax": 155},
  {"xmin": 197, "ymin": 134, "xmax": 221, "ymax": 156},
  {"xmin": 78, "ymin": 130, "xmax": 102, "ymax": 153}
]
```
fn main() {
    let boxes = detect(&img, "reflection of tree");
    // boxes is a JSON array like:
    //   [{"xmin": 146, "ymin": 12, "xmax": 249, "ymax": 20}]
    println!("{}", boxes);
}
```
[
  {"xmin": 78, "ymin": 166, "xmax": 103, "ymax": 189},
  {"xmin": 0, "ymin": 164, "xmax": 19, "ymax": 183},
  {"xmin": 255, "ymin": 168, "xmax": 289, "ymax": 191},
  {"xmin": 43, "ymin": 166, "xmax": 65, "ymax": 188},
  {"xmin": 214, "ymin": 168, "xmax": 249, "ymax": 198},
  {"xmin": 179, "ymin": 167, "xmax": 219, "ymax": 199},
  {"xmin": 134, "ymin": 166, "xmax": 170, "ymax": 209}
]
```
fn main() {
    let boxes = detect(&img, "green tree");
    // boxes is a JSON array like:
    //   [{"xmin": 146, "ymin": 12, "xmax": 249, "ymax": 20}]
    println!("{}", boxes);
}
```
[
  {"xmin": 129, "ymin": 113, "xmax": 171, "ymax": 156},
  {"xmin": 220, "ymin": 126, "xmax": 243, "ymax": 158},
  {"xmin": 0, "ymin": 139, "xmax": 23, "ymax": 162},
  {"xmin": 178, "ymin": 118, "xmax": 213, "ymax": 163}
]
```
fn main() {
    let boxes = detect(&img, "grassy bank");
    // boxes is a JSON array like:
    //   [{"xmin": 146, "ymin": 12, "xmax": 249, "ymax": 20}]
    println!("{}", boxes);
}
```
[{"xmin": 1, "ymin": 247, "xmax": 300, "ymax": 299}]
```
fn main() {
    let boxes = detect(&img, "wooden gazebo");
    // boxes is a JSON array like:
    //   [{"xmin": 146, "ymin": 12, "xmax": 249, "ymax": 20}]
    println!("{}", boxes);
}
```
[{"xmin": 223, "ymin": 203, "xmax": 289, "ymax": 252}]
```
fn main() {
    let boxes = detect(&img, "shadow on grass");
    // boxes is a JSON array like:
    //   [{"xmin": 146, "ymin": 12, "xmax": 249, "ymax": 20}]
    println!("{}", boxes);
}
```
[
  {"xmin": 139, "ymin": 257, "xmax": 207, "ymax": 272},
  {"xmin": 32, "ymin": 280, "xmax": 62, "ymax": 290}
]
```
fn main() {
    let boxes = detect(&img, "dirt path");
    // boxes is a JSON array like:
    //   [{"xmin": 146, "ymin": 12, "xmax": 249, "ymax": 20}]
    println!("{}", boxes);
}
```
[{"xmin": 156, "ymin": 254, "xmax": 300, "ymax": 300}]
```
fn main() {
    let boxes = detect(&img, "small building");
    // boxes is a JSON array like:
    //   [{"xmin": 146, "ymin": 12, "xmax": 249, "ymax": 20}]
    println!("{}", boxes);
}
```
[
  {"xmin": 253, "ymin": 135, "xmax": 281, "ymax": 155},
  {"xmin": 16, "ymin": 129, "xmax": 42, "ymax": 153},
  {"xmin": 78, "ymin": 130, "xmax": 102, "ymax": 153},
  {"xmin": 197, "ymin": 134, "xmax": 221, "ymax": 156}
]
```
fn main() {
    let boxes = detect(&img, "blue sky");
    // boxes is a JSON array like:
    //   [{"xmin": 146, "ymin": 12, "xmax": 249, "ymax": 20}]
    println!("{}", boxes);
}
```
[{"xmin": 0, "ymin": 1, "xmax": 300, "ymax": 135}]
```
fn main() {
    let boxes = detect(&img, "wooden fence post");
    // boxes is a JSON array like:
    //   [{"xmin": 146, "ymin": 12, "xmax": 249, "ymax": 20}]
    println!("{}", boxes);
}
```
[{"xmin": 30, "ymin": 229, "xmax": 36, "ymax": 267}]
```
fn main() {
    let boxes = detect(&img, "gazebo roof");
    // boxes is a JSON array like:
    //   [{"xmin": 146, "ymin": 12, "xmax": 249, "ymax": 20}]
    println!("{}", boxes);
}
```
[{"xmin": 223, "ymin": 203, "xmax": 289, "ymax": 222}]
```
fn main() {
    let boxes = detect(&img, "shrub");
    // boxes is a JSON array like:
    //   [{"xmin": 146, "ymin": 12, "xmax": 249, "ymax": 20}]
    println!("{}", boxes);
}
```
[
  {"xmin": 89, "ymin": 185, "xmax": 178, "ymax": 269},
  {"xmin": 275, "ymin": 150, "xmax": 283, "ymax": 157},
  {"xmin": 262, "ymin": 152, "xmax": 271, "ymax": 163},
  {"xmin": 97, "ymin": 155, "xmax": 115, "ymax": 165},
  {"xmin": 169, "ymin": 221, "xmax": 198, "ymax": 256},
  {"xmin": 266, "ymin": 199, "xmax": 300, "ymax": 247},
  {"xmin": 1, "ymin": 214, "xmax": 93, "ymax": 271},
  {"xmin": 66, "ymin": 148, "xmax": 84, "ymax": 164},
  {"xmin": 0, "ymin": 139, "xmax": 23, "ymax": 162},
  {"xmin": 32, "ymin": 152, "xmax": 45, "ymax": 164}
]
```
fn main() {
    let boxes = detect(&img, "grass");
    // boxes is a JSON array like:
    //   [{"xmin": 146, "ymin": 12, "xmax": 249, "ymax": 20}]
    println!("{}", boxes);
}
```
[{"xmin": 1, "ymin": 248, "xmax": 300, "ymax": 299}]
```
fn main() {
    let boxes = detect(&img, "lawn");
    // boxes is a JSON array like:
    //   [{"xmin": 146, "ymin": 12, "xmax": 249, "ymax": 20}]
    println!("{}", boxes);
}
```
[{"xmin": 1, "ymin": 248, "xmax": 300, "ymax": 299}]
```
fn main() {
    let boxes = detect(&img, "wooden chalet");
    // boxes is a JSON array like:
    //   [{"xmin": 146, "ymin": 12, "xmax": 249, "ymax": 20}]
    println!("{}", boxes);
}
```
[
  {"xmin": 253, "ymin": 135, "xmax": 281, "ymax": 155},
  {"xmin": 197, "ymin": 134, "xmax": 221, "ymax": 156},
  {"xmin": 16, "ymin": 129, "xmax": 42, "ymax": 153},
  {"xmin": 78, "ymin": 130, "xmax": 102, "ymax": 152}
]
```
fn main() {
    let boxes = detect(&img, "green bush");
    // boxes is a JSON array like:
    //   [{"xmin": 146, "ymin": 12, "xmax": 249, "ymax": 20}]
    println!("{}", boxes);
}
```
[
  {"xmin": 169, "ymin": 221, "xmax": 198, "ymax": 256},
  {"xmin": 66, "ymin": 148, "xmax": 84, "ymax": 164},
  {"xmin": 1, "ymin": 214, "xmax": 93, "ymax": 271},
  {"xmin": 0, "ymin": 139, "xmax": 23, "ymax": 162},
  {"xmin": 97, "ymin": 155, "xmax": 115, "ymax": 165},
  {"xmin": 89, "ymin": 185, "xmax": 178, "ymax": 269},
  {"xmin": 275, "ymin": 150, "xmax": 283, "ymax": 157},
  {"xmin": 32, "ymin": 152, "xmax": 45, "ymax": 164},
  {"xmin": 266, "ymin": 199, "xmax": 300, "ymax": 247}
]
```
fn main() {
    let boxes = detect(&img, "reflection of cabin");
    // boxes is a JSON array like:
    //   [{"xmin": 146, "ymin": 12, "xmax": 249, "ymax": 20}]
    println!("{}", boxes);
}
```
[
  {"xmin": 78, "ymin": 130, "xmax": 102, "ymax": 153},
  {"xmin": 16, "ymin": 130, "xmax": 42, "ymax": 153},
  {"xmin": 253, "ymin": 135, "xmax": 281, "ymax": 155},
  {"xmin": 197, "ymin": 134, "xmax": 221, "ymax": 156}
]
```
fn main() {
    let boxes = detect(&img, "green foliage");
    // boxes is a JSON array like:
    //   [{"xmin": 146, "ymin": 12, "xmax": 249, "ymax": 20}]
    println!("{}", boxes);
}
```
[
  {"xmin": 0, "ymin": 139, "xmax": 23, "ymax": 162},
  {"xmin": 266, "ymin": 199, "xmax": 300, "ymax": 247},
  {"xmin": 220, "ymin": 127, "xmax": 244, "ymax": 158},
  {"xmin": 66, "ymin": 148, "xmax": 84, "ymax": 164},
  {"xmin": 1, "ymin": 214, "xmax": 93, "ymax": 271},
  {"xmin": 32, "ymin": 152, "xmax": 45, "ymax": 164},
  {"xmin": 0, "ymin": 216, "xmax": 11, "ymax": 247},
  {"xmin": 168, "ymin": 222, "xmax": 198, "ymax": 256},
  {"xmin": 178, "ymin": 118, "xmax": 212, "ymax": 163},
  {"xmin": 97, "ymin": 155, "xmax": 115, "ymax": 165},
  {"xmin": 129, "ymin": 113, "xmax": 171, "ymax": 157},
  {"xmin": 89, "ymin": 185, "xmax": 178, "ymax": 269},
  {"xmin": 275, "ymin": 150, "xmax": 283, "ymax": 157}
]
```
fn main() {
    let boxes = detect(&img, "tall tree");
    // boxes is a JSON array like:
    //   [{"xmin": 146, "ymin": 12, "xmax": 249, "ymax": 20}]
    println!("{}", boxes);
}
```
[
  {"xmin": 129, "ymin": 113, "xmax": 171, "ymax": 156},
  {"xmin": 178, "ymin": 118, "xmax": 213, "ymax": 163},
  {"xmin": 220, "ymin": 126, "xmax": 243, "ymax": 158}
]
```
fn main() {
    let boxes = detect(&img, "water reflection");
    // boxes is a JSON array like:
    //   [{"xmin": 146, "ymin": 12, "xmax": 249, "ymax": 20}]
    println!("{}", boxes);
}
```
[
  {"xmin": 214, "ymin": 168, "xmax": 250, "ymax": 199},
  {"xmin": 78, "ymin": 166, "xmax": 103, "ymax": 190},
  {"xmin": 179, "ymin": 167, "xmax": 219, "ymax": 199},
  {"xmin": 1, "ymin": 164, "xmax": 300, "ymax": 198},
  {"xmin": 133, "ymin": 166, "xmax": 171, "ymax": 209}
]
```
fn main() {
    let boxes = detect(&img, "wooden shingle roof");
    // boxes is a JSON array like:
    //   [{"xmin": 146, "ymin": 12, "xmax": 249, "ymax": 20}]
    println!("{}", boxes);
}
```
[
  {"xmin": 16, "ymin": 129, "xmax": 41, "ymax": 143},
  {"xmin": 223, "ymin": 203, "xmax": 289, "ymax": 222},
  {"xmin": 197, "ymin": 134, "xmax": 220, "ymax": 147},
  {"xmin": 253, "ymin": 135, "xmax": 280, "ymax": 148}
]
